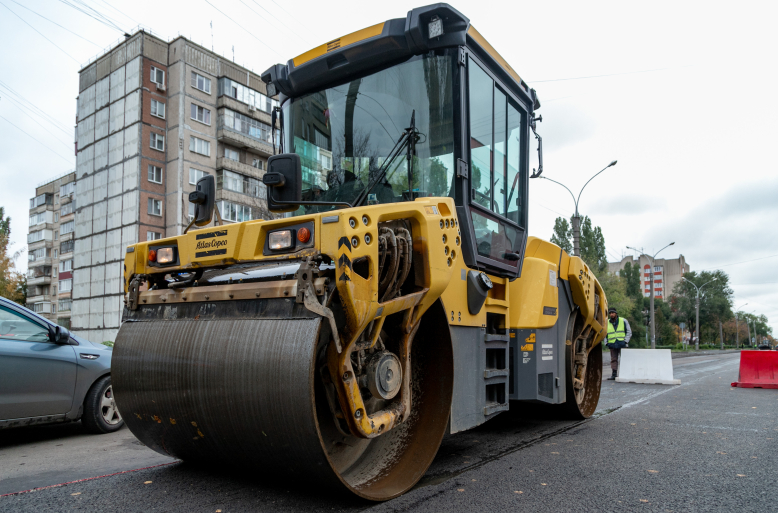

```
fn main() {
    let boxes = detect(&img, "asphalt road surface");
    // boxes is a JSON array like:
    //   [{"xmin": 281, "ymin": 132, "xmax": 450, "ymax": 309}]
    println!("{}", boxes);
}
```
[{"xmin": 2, "ymin": 351, "xmax": 776, "ymax": 512}]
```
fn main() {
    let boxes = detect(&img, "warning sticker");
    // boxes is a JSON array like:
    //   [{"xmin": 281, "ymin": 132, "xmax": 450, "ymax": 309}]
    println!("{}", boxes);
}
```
[
  {"xmin": 523, "ymin": 357, "xmax": 531, "ymax": 364},
  {"xmin": 424, "ymin": 205, "xmax": 439, "ymax": 215},
  {"xmin": 521, "ymin": 344, "xmax": 534, "ymax": 351},
  {"xmin": 549, "ymin": 269, "xmax": 557, "ymax": 287}
]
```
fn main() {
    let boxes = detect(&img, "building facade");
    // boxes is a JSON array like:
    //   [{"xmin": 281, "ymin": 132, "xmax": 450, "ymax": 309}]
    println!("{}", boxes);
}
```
[
  {"xmin": 26, "ymin": 173, "xmax": 77, "ymax": 327},
  {"xmin": 69, "ymin": 30, "xmax": 277, "ymax": 343},
  {"xmin": 608, "ymin": 254, "xmax": 690, "ymax": 300}
]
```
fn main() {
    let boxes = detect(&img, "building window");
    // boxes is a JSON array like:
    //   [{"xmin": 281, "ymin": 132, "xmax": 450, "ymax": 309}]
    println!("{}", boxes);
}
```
[
  {"xmin": 28, "ymin": 230, "xmax": 51, "ymax": 243},
  {"xmin": 148, "ymin": 198, "xmax": 162, "ymax": 216},
  {"xmin": 59, "ymin": 279, "xmax": 73, "ymax": 293},
  {"xmin": 151, "ymin": 66, "xmax": 165, "ymax": 86},
  {"xmin": 189, "ymin": 168, "xmax": 208, "ymax": 185},
  {"xmin": 54, "ymin": 230, "xmax": 58, "ymax": 240},
  {"xmin": 217, "ymin": 200, "xmax": 255, "ymax": 223},
  {"xmin": 59, "ymin": 259, "xmax": 72, "ymax": 272},
  {"xmin": 148, "ymin": 165, "xmax": 163, "ymax": 184},
  {"xmin": 189, "ymin": 136, "xmax": 211, "ymax": 156},
  {"xmin": 190, "ymin": 104, "xmax": 211, "ymax": 125},
  {"xmin": 188, "ymin": 202, "xmax": 195, "ymax": 221},
  {"xmin": 252, "ymin": 158, "xmax": 263, "ymax": 170},
  {"xmin": 60, "ymin": 202, "xmax": 74, "ymax": 216},
  {"xmin": 147, "ymin": 231, "xmax": 162, "ymax": 241},
  {"xmin": 53, "ymin": 249, "xmax": 58, "ymax": 258},
  {"xmin": 217, "ymin": 170, "xmax": 263, "ymax": 198},
  {"xmin": 59, "ymin": 299, "xmax": 72, "ymax": 312},
  {"xmin": 150, "ymin": 99, "xmax": 166, "ymax": 118},
  {"xmin": 54, "ymin": 213, "xmax": 59, "ymax": 223},
  {"xmin": 60, "ymin": 220, "xmax": 74, "ymax": 235},
  {"xmin": 30, "ymin": 194, "xmax": 52, "ymax": 209},
  {"xmin": 150, "ymin": 132, "xmax": 165, "ymax": 151},
  {"xmin": 60, "ymin": 240, "xmax": 74, "ymax": 254},
  {"xmin": 219, "ymin": 109, "xmax": 272, "ymax": 144},
  {"xmin": 191, "ymin": 71, "xmax": 212, "ymax": 94},
  {"xmin": 224, "ymin": 147, "xmax": 239, "ymax": 161},
  {"xmin": 59, "ymin": 182, "xmax": 75, "ymax": 198},
  {"xmin": 52, "ymin": 303, "xmax": 57, "ymax": 313},
  {"xmin": 32, "ymin": 303, "xmax": 49, "ymax": 313},
  {"xmin": 217, "ymin": 78, "xmax": 278, "ymax": 113}
]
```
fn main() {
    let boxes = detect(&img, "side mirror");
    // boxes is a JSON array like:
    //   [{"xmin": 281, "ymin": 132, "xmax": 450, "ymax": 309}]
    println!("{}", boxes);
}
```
[
  {"xmin": 50, "ymin": 325, "xmax": 71, "ymax": 344},
  {"xmin": 263, "ymin": 153, "xmax": 302, "ymax": 213},
  {"xmin": 188, "ymin": 175, "xmax": 215, "ymax": 227}
]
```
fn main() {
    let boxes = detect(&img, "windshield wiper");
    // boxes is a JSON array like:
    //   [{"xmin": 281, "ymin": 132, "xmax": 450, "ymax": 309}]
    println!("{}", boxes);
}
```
[{"xmin": 354, "ymin": 111, "xmax": 420, "ymax": 208}]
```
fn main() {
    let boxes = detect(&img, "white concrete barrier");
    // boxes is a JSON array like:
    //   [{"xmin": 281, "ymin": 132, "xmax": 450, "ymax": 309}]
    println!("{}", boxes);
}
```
[{"xmin": 616, "ymin": 349, "xmax": 681, "ymax": 385}]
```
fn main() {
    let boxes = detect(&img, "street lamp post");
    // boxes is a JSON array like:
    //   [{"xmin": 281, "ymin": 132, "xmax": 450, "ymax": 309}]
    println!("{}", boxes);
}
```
[
  {"xmin": 681, "ymin": 276, "xmax": 718, "ymax": 350},
  {"xmin": 628, "ymin": 243, "xmax": 675, "ymax": 349},
  {"xmin": 535, "ymin": 161, "xmax": 617, "ymax": 256},
  {"xmin": 734, "ymin": 303, "xmax": 748, "ymax": 348}
]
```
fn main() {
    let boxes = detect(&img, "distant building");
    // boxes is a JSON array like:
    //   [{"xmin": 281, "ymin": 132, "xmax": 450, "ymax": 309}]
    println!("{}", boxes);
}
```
[
  {"xmin": 66, "ymin": 30, "xmax": 277, "ymax": 343},
  {"xmin": 608, "ymin": 254, "xmax": 690, "ymax": 300},
  {"xmin": 26, "ymin": 172, "xmax": 76, "ymax": 326}
]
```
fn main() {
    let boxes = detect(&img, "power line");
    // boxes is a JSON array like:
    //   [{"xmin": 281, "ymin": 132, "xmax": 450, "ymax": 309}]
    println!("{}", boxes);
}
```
[
  {"xmin": 0, "ymin": 114, "xmax": 73, "ymax": 164},
  {"xmin": 0, "ymin": 79, "xmax": 73, "ymax": 135},
  {"xmin": 97, "ymin": 0, "xmax": 140, "ymax": 27},
  {"xmin": 0, "ymin": 1, "xmax": 80, "ymax": 63},
  {"xmin": 8, "ymin": 0, "xmax": 102, "ymax": 47},
  {"xmin": 0, "ymin": 97, "xmax": 74, "ymax": 150},
  {"xmin": 532, "ymin": 65, "xmax": 689, "ymax": 84},
  {"xmin": 56, "ymin": 0, "xmax": 125, "ymax": 33},
  {"xmin": 699, "ymin": 254, "xmax": 778, "ymax": 271},
  {"xmin": 72, "ymin": 0, "xmax": 126, "ymax": 31},
  {"xmin": 251, "ymin": 0, "xmax": 311, "ymax": 45},
  {"xmin": 203, "ymin": 0, "xmax": 284, "ymax": 60}
]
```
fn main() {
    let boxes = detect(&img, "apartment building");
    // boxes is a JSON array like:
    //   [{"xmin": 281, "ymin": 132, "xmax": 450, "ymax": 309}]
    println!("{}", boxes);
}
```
[
  {"xmin": 70, "ymin": 30, "xmax": 277, "ymax": 343},
  {"xmin": 26, "ymin": 172, "xmax": 77, "ymax": 327},
  {"xmin": 608, "ymin": 254, "xmax": 690, "ymax": 300}
]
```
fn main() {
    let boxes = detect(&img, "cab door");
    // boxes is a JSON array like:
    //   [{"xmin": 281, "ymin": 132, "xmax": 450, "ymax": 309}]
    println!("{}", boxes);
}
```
[
  {"xmin": 0, "ymin": 305, "xmax": 77, "ymax": 420},
  {"xmin": 462, "ymin": 52, "xmax": 530, "ymax": 278}
]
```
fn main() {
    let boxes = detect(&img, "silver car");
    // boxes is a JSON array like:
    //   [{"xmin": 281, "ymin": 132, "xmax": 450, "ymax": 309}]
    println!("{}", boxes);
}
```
[{"xmin": 0, "ymin": 296, "xmax": 123, "ymax": 433}]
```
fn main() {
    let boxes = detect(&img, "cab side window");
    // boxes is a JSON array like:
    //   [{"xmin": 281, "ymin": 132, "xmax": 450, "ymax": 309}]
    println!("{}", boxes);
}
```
[
  {"xmin": 0, "ymin": 307, "xmax": 49, "ymax": 343},
  {"xmin": 467, "ymin": 56, "xmax": 528, "ymax": 272}
]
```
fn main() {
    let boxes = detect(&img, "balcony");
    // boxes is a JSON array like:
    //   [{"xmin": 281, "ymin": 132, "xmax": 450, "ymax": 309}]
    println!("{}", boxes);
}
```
[
  {"xmin": 28, "ymin": 240, "xmax": 53, "ymax": 252},
  {"xmin": 26, "ymin": 295, "xmax": 51, "ymax": 304},
  {"xmin": 28, "ymin": 256, "xmax": 52, "ymax": 266},
  {"xmin": 27, "ymin": 276, "xmax": 52, "ymax": 286},
  {"xmin": 217, "ymin": 128, "xmax": 274, "ymax": 157},
  {"xmin": 217, "ymin": 96, "xmax": 272, "ymax": 124},
  {"xmin": 216, "ymin": 157, "xmax": 265, "ymax": 179}
]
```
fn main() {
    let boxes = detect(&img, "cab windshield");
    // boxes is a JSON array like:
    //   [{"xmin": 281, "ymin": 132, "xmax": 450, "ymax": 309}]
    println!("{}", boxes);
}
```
[{"xmin": 282, "ymin": 52, "xmax": 455, "ymax": 215}]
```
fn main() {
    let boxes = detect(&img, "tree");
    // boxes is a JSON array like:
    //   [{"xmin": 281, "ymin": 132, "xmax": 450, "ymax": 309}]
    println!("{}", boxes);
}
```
[
  {"xmin": 0, "ymin": 207, "xmax": 26, "ymax": 305},
  {"xmin": 578, "ymin": 216, "xmax": 607, "ymax": 275},
  {"xmin": 550, "ymin": 218, "xmax": 572, "ymax": 254},
  {"xmin": 670, "ymin": 270, "xmax": 733, "ymax": 344},
  {"xmin": 620, "ymin": 261, "xmax": 641, "ymax": 300}
]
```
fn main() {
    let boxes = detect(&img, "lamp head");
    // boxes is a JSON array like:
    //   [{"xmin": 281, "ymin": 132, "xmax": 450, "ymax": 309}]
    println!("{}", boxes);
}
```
[
  {"xmin": 669, "ymin": 242, "xmax": 675, "ymax": 246},
  {"xmin": 609, "ymin": 160, "xmax": 617, "ymax": 167}
]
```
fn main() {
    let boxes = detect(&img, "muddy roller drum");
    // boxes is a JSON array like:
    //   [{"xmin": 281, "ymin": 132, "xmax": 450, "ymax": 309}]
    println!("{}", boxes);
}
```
[{"xmin": 112, "ymin": 303, "xmax": 453, "ymax": 501}]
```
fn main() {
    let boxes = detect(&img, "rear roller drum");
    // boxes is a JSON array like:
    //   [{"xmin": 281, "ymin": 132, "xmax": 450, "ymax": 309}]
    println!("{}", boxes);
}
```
[{"xmin": 112, "ymin": 302, "xmax": 452, "ymax": 501}]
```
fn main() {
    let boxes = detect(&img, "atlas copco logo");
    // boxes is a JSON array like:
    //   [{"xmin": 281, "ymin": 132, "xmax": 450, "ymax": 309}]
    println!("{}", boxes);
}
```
[{"xmin": 195, "ymin": 239, "xmax": 227, "ymax": 250}]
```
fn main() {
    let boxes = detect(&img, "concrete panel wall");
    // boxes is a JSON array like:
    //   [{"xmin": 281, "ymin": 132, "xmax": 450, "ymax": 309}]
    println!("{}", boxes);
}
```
[
  {"xmin": 143, "ymin": 35, "xmax": 168, "ymax": 65},
  {"xmin": 126, "ymin": 56, "xmax": 141, "ymax": 93},
  {"xmin": 79, "ymin": 63, "xmax": 96, "ymax": 93},
  {"xmin": 184, "ymin": 43, "xmax": 219, "ymax": 76},
  {"xmin": 111, "ymin": 45, "xmax": 126, "ymax": 71},
  {"xmin": 110, "ymin": 67, "xmax": 125, "ymax": 103},
  {"xmin": 96, "ymin": 56, "xmax": 111, "ymax": 81},
  {"xmin": 94, "ymin": 137, "xmax": 108, "ymax": 171},
  {"xmin": 95, "ymin": 107, "xmax": 109, "ymax": 140}
]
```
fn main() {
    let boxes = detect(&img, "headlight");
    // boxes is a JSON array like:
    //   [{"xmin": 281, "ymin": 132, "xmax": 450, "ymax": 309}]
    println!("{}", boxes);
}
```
[
  {"xmin": 268, "ymin": 230, "xmax": 293, "ymax": 250},
  {"xmin": 156, "ymin": 247, "xmax": 175, "ymax": 264}
]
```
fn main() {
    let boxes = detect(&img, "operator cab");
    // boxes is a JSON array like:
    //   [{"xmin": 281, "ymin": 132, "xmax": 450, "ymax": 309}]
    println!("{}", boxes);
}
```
[{"xmin": 261, "ymin": 3, "xmax": 540, "ymax": 279}]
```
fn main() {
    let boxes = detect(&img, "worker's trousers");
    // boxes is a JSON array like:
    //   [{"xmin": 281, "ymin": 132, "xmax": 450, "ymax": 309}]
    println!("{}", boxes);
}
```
[{"xmin": 610, "ymin": 347, "xmax": 621, "ymax": 372}]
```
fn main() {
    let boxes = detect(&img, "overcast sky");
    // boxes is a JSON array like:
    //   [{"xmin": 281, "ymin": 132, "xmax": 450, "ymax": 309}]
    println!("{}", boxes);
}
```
[{"xmin": 0, "ymin": 0, "xmax": 775, "ymax": 334}]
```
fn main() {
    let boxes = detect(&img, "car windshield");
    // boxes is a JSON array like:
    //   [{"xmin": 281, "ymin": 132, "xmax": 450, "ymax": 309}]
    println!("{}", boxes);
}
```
[{"xmin": 282, "ymin": 52, "xmax": 455, "ymax": 215}]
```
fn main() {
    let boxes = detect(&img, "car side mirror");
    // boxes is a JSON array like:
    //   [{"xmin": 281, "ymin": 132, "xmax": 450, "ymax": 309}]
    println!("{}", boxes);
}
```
[
  {"xmin": 263, "ymin": 153, "xmax": 302, "ymax": 213},
  {"xmin": 188, "ymin": 175, "xmax": 216, "ymax": 227},
  {"xmin": 50, "ymin": 325, "xmax": 71, "ymax": 344}
]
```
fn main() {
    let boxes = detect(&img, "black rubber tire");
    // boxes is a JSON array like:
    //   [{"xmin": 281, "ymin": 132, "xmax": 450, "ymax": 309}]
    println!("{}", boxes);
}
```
[
  {"xmin": 82, "ymin": 375, "xmax": 125, "ymax": 434},
  {"xmin": 561, "ymin": 311, "xmax": 602, "ymax": 419}
]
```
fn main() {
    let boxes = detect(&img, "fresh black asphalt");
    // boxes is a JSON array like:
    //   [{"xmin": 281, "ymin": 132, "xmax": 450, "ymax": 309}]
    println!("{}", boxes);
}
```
[{"xmin": 2, "ymin": 352, "xmax": 776, "ymax": 512}]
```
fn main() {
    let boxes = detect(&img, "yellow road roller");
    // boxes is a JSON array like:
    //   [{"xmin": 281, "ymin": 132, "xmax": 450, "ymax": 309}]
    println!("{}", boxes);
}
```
[{"xmin": 113, "ymin": 3, "xmax": 607, "ymax": 501}]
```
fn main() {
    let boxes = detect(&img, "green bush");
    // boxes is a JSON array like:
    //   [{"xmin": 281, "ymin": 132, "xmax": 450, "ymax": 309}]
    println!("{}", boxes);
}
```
[{"xmin": 102, "ymin": 341, "xmax": 114, "ymax": 348}]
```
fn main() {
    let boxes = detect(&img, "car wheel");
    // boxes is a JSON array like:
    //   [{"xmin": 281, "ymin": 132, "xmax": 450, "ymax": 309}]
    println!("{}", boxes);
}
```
[{"xmin": 82, "ymin": 375, "xmax": 124, "ymax": 433}]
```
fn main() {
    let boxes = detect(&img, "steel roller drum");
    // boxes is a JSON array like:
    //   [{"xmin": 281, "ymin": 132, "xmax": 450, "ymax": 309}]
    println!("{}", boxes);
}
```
[{"xmin": 113, "ymin": 303, "xmax": 452, "ymax": 500}]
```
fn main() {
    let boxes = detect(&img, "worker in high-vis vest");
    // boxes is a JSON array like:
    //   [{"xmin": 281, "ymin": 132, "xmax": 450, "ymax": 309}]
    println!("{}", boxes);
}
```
[{"xmin": 605, "ymin": 307, "xmax": 632, "ymax": 380}]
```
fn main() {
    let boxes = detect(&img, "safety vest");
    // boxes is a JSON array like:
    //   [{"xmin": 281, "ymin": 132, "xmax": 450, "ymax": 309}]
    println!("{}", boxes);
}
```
[{"xmin": 607, "ymin": 317, "xmax": 627, "ymax": 343}]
